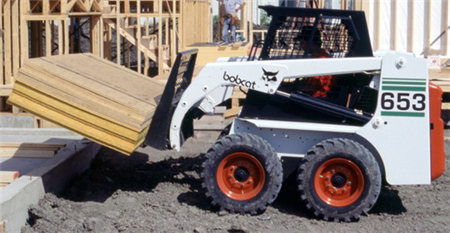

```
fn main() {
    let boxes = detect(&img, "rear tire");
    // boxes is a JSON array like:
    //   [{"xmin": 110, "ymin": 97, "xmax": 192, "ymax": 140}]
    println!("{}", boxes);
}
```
[
  {"xmin": 297, "ymin": 138, "xmax": 381, "ymax": 221},
  {"xmin": 201, "ymin": 133, "xmax": 283, "ymax": 215}
]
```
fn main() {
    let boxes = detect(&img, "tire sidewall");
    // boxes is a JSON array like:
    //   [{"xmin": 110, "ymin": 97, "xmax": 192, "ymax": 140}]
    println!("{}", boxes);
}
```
[
  {"xmin": 307, "ymin": 151, "xmax": 373, "ymax": 214},
  {"xmin": 203, "ymin": 133, "xmax": 282, "ymax": 214},
  {"xmin": 299, "ymin": 138, "xmax": 381, "ymax": 219}
]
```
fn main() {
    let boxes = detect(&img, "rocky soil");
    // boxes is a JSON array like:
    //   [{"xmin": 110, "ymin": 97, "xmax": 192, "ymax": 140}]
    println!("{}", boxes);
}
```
[{"xmin": 22, "ymin": 131, "xmax": 450, "ymax": 233}]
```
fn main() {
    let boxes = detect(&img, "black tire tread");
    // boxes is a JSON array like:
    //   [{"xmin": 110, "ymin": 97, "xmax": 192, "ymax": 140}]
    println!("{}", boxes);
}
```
[
  {"xmin": 201, "ymin": 133, "xmax": 283, "ymax": 215},
  {"xmin": 297, "ymin": 138, "xmax": 381, "ymax": 222}
]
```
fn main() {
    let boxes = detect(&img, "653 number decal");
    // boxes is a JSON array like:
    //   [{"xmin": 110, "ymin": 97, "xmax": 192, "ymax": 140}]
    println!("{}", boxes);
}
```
[{"xmin": 381, "ymin": 92, "xmax": 426, "ymax": 112}]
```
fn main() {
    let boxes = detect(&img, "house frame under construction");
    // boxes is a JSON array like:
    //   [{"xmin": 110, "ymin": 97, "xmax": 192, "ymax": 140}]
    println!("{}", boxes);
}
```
[{"xmin": 1, "ymin": 0, "xmax": 449, "ymax": 113}]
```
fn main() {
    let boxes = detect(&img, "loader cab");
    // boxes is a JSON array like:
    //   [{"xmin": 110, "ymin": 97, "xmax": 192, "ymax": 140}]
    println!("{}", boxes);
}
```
[{"xmin": 243, "ymin": 6, "xmax": 378, "ymax": 126}]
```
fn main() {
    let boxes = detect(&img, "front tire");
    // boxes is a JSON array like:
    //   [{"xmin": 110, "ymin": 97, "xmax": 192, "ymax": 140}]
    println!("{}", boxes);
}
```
[
  {"xmin": 297, "ymin": 138, "xmax": 381, "ymax": 221},
  {"xmin": 201, "ymin": 133, "xmax": 283, "ymax": 215}
]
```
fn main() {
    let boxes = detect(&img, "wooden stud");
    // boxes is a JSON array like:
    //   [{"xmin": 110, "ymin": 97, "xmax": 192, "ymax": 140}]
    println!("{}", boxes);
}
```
[
  {"xmin": 11, "ymin": 0, "xmax": 19, "ymax": 79},
  {"xmin": 373, "ymin": 0, "xmax": 381, "ymax": 51},
  {"xmin": 116, "ymin": 0, "xmax": 121, "ymax": 65},
  {"xmin": 137, "ymin": 0, "xmax": 142, "ymax": 74},
  {"xmin": 45, "ymin": 20, "xmax": 52, "ymax": 56},
  {"xmin": 1, "ymin": 0, "xmax": 3, "ymax": 83},
  {"xmin": 390, "ymin": 0, "xmax": 397, "ymax": 50},
  {"xmin": 441, "ymin": 0, "xmax": 449, "ymax": 56},
  {"xmin": 423, "ymin": 0, "xmax": 431, "ymax": 57},
  {"xmin": 407, "ymin": 0, "xmax": 414, "ymax": 53},
  {"xmin": 4, "ymin": 0, "xmax": 12, "ymax": 84}
]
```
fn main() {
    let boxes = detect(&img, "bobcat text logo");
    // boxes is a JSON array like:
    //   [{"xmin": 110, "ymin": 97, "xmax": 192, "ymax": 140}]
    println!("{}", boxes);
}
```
[
  {"xmin": 223, "ymin": 71, "xmax": 256, "ymax": 89},
  {"xmin": 262, "ymin": 68, "xmax": 279, "ymax": 86}
]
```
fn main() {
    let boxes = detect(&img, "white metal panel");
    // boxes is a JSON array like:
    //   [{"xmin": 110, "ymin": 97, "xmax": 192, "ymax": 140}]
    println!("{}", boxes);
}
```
[
  {"xmin": 243, "ymin": 119, "xmax": 360, "ymax": 133},
  {"xmin": 231, "ymin": 119, "xmax": 353, "ymax": 159},
  {"xmin": 357, "ymin": 51, "xmax": 431, "ymax": 185}
]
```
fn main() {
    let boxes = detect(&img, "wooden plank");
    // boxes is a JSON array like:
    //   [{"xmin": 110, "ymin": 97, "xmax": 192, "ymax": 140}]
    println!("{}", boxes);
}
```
[
  {"xmin": 6, "ymin": 54, "xmax": 164, "ymax": 155},
  {"xmin": 11, "ymin": 0, "xmax": 19, "ymax": 78},
  {"xmin": 16, "ymin": 69, "xmax": 151, "ymax": 128},
  {"xmin": 441, "ymin": 0, "xmax": 449, "ymax": 56},
  {"xmin": 390, "ymin": 0, "xmax": 397, "ymax": 50},
  {"xmin": 20, "ymin": 0, "xmax": 29, "ymax": 65},
  {"xmin": 64, "ymin": 19, "xmax": 69, "ymax": 54},
  {"xmin": 9, "ymin": 79, "xmax": 147, "ymax": 135},
  {"xmin": 0, "ymin": 0, "xmax": 3, "ymax": 83},
  {"xmin": 45, "ymin": 20, "xmax": 52, "ymax": 56},
  {"xmin": 0, "ymin": 171, "xmax": 19, "ymax": 182},
  {"xmin": 4, "ymin": 0, "xmax": 12, "ymax": 84},
  {"xmin": 7, "ymin": 84, "xmax": 148, "ymax": 155},
  {"xmin": 407, "ymin": 0, "xmax": 414, "ymax": 53}
]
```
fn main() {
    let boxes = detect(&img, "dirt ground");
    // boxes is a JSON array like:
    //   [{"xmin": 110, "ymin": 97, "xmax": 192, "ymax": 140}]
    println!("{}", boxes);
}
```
[{"xmin": 22, "ymin": 130, "xmax": 450, "ymax": 233}]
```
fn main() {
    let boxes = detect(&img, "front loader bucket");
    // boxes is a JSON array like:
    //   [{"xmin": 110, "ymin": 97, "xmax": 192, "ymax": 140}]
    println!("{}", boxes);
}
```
[{"xmin": 144, "ymin": 49, "xmax": 198, "ymax": 150}]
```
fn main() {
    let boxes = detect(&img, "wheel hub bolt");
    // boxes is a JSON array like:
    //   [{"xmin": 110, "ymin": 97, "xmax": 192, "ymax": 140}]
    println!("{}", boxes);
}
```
[
  {"xmin": 347, "ymin": 181, "xmax": 352, "ymax": 186},
  {"xmin": 248, "ymin": 180, "xmax": 252, "ymax": 184}
]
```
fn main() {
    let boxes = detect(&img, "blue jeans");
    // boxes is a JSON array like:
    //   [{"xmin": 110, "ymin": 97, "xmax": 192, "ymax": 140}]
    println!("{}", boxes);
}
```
[{"xmin": 222, "ymin": 17, "xmax": 236, "ymax": 42}]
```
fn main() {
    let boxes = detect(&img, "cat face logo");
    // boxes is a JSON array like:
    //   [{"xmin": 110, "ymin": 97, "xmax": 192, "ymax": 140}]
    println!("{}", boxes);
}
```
[{"xmin": 262, "ymin": 68, "xmax": 279, "ymax": 86}]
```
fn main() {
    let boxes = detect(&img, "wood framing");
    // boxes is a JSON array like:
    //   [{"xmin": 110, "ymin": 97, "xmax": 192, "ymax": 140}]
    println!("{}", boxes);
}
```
[{"xmin": 1, "ymin": 0, "xmax": 449, "ymax": 116}]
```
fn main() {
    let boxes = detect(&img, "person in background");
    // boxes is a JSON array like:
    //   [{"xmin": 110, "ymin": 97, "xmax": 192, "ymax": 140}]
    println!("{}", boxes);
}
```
[{"xmin": 218, "ymin": 0, "xmax": 246, "ymax": 43}]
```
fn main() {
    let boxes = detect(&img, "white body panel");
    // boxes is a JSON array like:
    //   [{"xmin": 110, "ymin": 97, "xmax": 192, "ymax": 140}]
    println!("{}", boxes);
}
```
[
  {"xmin": 357, "ymin": 51, "xmax": 430, "ymax": 185},
  {"xmin": 170, "ymin": 51, "xmax": 431, "ymax": 185}
]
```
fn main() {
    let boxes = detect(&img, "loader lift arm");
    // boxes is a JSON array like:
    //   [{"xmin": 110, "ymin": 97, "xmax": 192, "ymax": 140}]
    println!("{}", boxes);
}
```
[
  {"xmin": 144, "ymin": 49, "xmax": 199, "ymax": 150},
  {"xmin": 145, "ymin": 47, "xmax": 384, "ymax": 151}
]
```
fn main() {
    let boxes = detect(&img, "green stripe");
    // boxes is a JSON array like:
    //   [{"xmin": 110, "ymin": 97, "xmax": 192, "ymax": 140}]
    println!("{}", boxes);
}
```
[
  {"xmin": 384, "ymin": 77, "xmax": 427, "ymax": 82},
  {"xmin": 382, "ymin": 86, "xmax": 426, "ymax": 91},
  {"xmin": 381, "ymin": 111, "xmax": 425, "ymax": 117},
  {"xmin": 382, "ymin": 81, "xmax": 427, "ymax": 86}
]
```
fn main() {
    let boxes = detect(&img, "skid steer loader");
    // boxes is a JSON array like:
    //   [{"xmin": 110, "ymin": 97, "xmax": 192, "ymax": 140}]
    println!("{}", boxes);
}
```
[{"xmin": 144, "ymin": 6, "xmax": 446, "ymax": 221}]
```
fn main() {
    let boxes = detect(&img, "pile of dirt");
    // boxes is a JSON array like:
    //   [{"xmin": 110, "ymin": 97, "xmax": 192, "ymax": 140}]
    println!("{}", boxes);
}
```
[{"xmin": 22, "ymin": 135, "xmax": 450, "ymax": 232}]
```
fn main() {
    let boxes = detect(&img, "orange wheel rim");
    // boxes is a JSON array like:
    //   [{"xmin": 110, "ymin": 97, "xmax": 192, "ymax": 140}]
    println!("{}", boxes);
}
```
[
  {"xmin": 216, "ymin": 152, "xmax": 265, "ymax": 201},
  {"xmin": 314, "ymin": 158, "xmax": 365, "ymax": 207}
]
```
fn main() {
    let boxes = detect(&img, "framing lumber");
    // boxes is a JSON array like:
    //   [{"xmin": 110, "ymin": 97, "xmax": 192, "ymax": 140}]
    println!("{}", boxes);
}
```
[
  {"xmin": 7, "ymin": 54, "xmax": 164, "ymax": 155},
  {"xmin": 0, "ymin": 0, "xmax": 3, "ymax": 83}
]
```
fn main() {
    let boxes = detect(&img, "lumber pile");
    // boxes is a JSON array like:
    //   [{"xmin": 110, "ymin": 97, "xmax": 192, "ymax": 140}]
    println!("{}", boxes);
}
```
[{"xmin": 7, "ymin": 54, "xmax": 164, "ymax": 155}]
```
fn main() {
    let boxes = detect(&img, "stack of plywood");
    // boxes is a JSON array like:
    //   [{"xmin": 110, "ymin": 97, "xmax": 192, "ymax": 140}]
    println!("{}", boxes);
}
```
[{"xmin": 7, "ymin": 53, "xmax": 165, "ymax": 155}]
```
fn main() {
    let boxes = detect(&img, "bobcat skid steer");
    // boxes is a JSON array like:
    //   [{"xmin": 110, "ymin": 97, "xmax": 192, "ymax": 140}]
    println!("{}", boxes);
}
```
[{"xmin": 144, "ymin": 6, "xmax": 445, "ymax": 221}]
